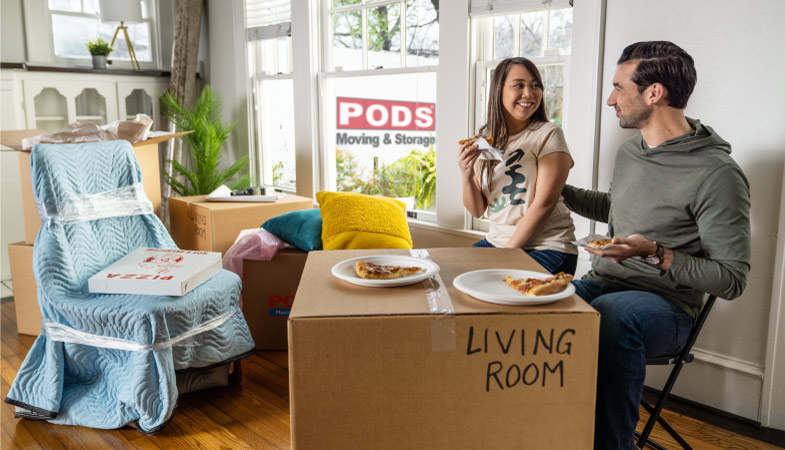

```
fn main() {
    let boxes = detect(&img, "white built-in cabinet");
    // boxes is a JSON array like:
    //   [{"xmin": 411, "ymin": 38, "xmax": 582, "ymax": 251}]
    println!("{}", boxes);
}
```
[{"xmin": 5, "ymin": 70, "xmax": 169, "ymax": 133}]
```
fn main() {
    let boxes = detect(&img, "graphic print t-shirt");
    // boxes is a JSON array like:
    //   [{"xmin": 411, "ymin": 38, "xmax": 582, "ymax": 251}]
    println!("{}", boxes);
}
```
[{"xmin": 474, "ymin": 121, "xmax": 577, "ymax": 254}]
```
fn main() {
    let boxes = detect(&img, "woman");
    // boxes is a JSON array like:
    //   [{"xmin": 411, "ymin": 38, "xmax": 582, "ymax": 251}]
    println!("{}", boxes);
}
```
[{"xmin": 458, "ymin": 57, "xmax": 577, "ymax": 275}]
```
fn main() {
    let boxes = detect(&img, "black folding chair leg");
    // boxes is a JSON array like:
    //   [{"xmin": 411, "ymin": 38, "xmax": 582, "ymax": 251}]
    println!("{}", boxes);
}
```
[
  {"xmin": 634, "ymin": 431, "xmax": 669, "ymax": 450},
  {"xmin": 655, "ymin": 413, "xmax": 693, "ymax": 450},
  {"xmin": 637, "ymin": 360, "xmax": 687, "ymax": 447}
]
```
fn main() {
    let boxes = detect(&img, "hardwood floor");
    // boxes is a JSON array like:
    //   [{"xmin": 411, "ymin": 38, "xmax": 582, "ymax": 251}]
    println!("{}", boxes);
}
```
[{"xmin": 1, "ymin": 299, "xmax": 781, "ymax": 449}]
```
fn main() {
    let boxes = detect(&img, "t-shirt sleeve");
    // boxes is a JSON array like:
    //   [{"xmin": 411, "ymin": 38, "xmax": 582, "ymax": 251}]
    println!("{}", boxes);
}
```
[{"xmin": 536, "ymin": 124, "xmax": 573, "ymax": 167}]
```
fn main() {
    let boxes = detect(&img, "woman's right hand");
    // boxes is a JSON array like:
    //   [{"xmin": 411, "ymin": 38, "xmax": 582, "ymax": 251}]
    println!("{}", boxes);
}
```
[{"xmin": 457, "ymin": 141, "xmax": 480, "ymax": 180}]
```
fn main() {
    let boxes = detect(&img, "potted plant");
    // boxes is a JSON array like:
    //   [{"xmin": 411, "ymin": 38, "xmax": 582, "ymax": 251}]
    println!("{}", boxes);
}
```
[
  {"xmin": 160, "ymin": 85, "xmax": 249, "ymax": 196},
  {"xmin": 86, "ymin": 38, "xmax": 113, "ymax": 70}
]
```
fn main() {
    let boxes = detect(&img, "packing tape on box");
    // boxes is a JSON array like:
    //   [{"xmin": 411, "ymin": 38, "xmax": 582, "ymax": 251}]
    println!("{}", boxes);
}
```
[
  {"xmin": 411, "ymin": 249, "xmax": 456, "ymax": 352},
  {"xmin": 41, "ymin": 304, "xmax": 239, "ymax": 352},
  {"xmin": 36, "ymin": 183, "xmax": 153, "ymax": 226}
]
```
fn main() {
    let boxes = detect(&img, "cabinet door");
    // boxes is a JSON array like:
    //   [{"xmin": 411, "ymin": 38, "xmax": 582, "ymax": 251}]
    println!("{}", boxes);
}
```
[
  {"xmin": 23, "ymin": 79, "xmax": 118, "ymax": 131},
  {"xmin": 22, "ymin": 80, "xmax": 69, "ymax": 133},
  {"xmin": 118, "ymin": 81, "xmax": 169, "ymax": 130}
]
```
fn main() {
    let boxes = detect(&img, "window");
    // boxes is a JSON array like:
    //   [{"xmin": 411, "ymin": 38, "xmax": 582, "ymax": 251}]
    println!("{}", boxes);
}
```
[
  {"xmin": 470, "ymin": 0, "xmax": 573, "ymax": 230},
  {"xmin": 322, "ymin": 0, "xmax": 440, "ymax": 215},
  {"xmin": 245, "ymin": 0, "xmax": 296, "ymax": 190},
  {"xmin": 47, "ymin": 0, "xmax": 156, "ymax": 65}
]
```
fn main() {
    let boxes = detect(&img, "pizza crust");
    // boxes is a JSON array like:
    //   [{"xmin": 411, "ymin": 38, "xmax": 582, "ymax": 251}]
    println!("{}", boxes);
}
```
[
  {"xmin": 586, "ymin": 238, "xmax": 612, "ymax": 248},
  {"xmin": 459, "ymin": 135, "xmax": 494, "ymax": 146}
]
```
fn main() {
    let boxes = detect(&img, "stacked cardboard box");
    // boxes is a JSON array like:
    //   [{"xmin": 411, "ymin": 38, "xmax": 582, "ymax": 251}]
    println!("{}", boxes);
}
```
[
  {"xmin": 168, "ymin": 194, "xmax": 314, "ymax": 255},
  {"xmin": 241, "ymin": 249, "xmax": 308, "ymax": 350},
  {"xmin": 288, "ymin": 248, "xmax": 599, "ymax": 449}
]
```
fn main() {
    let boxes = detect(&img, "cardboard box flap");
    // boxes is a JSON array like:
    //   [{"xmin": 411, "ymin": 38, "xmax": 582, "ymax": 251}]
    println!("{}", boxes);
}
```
[
  {"xmin": 290, "ymin": 248, "xmax": 597, "ymax": 319},
  {"xmin": 0, "ymin": 129, "xmax": 48, "ymax": 150},
  {"xmin": 175, "ymin": 193, "xmax": 314, "ymax": 210},
  {"xmin": 136, "ymin": 130, "xmax": 192, "ymax": 146},
  {"xmin": 1, "ymin": 129, "xmax": 191, "ymax": 151}
]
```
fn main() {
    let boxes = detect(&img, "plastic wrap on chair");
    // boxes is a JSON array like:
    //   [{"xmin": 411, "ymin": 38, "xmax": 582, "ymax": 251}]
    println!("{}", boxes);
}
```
[{"xmin": 36, "ymin": 183, "xmax": 153, "ymax": 225}]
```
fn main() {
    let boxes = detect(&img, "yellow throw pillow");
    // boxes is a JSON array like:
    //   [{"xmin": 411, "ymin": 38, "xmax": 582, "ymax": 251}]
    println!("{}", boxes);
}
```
[{"xmin": 316, "ymin": 191, "xmax": 413, "ymax": 250}]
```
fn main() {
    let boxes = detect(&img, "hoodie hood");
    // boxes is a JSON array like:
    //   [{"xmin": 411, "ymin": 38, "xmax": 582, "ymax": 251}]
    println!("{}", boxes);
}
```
[{"xmin": 640, "ymin": 117, "xmax": 732, "ymax": 156}]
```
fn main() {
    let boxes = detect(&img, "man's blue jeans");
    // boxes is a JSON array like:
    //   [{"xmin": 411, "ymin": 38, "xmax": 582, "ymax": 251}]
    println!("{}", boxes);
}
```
[
  {"xmin": 471, "ymin": 238, "xmax": 578, "ymax": 275},
  {"xmin": 572, "ymin": 279, "xmax": 694, "ymax": 450}
]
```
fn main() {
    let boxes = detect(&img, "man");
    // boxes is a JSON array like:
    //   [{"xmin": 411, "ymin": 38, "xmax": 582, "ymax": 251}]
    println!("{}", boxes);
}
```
[{"xmin": 562, "ymin": 41, "xmax": 751, "ymax": 449}]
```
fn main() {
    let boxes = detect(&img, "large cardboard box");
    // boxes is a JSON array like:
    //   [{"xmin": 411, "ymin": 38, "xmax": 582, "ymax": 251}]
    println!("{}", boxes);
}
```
[
  {"xmin": 0, "ymin": 129, "xmax": 189, "ymax": 244},
  {"xmin": 288, "ymin": 248, "xmax": 600, "ymax": 449},
  {"xmin": 7, "ymin": 242, "xmax": 41, "ymax": 336},
  {"xmin": 169, "ymin": 194, "xmax": 314, "ymax": 255},
  {"xmin": 240, "ymin": 249, "xmax": 308, "ymax": 350}
]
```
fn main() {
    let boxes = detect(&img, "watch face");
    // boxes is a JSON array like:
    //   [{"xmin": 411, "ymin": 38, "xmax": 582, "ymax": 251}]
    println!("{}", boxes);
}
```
[{"xmin": 646, "ymin": 256, "xmax": 662, "ymax": 265}]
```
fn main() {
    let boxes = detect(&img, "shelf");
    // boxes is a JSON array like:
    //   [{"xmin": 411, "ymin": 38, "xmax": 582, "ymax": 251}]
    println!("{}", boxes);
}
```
[{"xmin": 36, "ymin": 116, "xmax": 67, "ymax": 121}]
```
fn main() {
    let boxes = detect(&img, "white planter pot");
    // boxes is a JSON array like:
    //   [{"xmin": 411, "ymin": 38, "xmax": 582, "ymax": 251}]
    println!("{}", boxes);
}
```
[{"xmin": 92, "ymin": 55, "xmax": 107, "ymax": 70}]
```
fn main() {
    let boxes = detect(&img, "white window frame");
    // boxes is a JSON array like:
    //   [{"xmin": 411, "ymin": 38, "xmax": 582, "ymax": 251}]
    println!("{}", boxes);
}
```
[
  {"xmin": 264, "ymin": 0, "xmax": 603, "ymax": 234},
  {"xmin": 467, "ymin": 5, "xmax": 572, "ymax": 232},
  {"xmin": 40, "ymin": 0, "xmax": 161, "ymax": 70},
  {"xmin": 318, "ymin": 0, "xmax": 440, "ymax": 222}
]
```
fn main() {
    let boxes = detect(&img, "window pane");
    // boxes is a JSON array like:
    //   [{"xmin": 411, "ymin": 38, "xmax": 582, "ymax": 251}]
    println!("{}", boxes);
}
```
[
  {"xmin": 52, "ymin": 15, "xmax": 99, "ymax": 58},
  {"xmin": 83, "ymin": 0, "xmax": 99, "ymax": 14},
  {"xmin": 520, "ymin": 10, "xmax": 544, "ymax": 58},
  {"xmin": 332, "ymin": 0, "xmax": 360, "ymax": 6},
  {"xmin": 248, "ymin": 37, "xmax": 292, "ymax": 75},
  {"xmin": 324, "ymin": 72, "xmax": 437, "ymax": 212},
  {"xmin": 493, "ymin": 14, "xmax": 515, "ymax": 59},
  {"xmin": 539, "ymin": 64, "xmax": 565, "ymax": 127},
  {"xmin": 405, "ymin": 0, "xmax": 439, "ymax": 67},
  {"xmin": 332, "ymin": 11, "xmax": 362, "ymax": 70},
  {"xmin": 548, "ymin": 8, "xmax": 572, "ymax": 54},
  {"xmin": 49, "ymin": 0, "xmax": 81, "ymax": 12},
  {"xmin": 258, "ymin": 79, "xmax": 296, "ymax": 189},
  {"xmin": 367, "ymin": 3, "xmax": 401, "ymax": 69},
  {"xmin": 99, "ymin": 22, "xmax": 152, "ymax": 62}
]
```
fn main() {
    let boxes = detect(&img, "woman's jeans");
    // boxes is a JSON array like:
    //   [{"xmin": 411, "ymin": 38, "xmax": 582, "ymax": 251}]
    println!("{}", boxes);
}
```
[
  {"xmin": 471, "ymin": 238, "xmax": 578, "ymax": 275},
  {"xmin": 572, "ymin": 279, "xmax": 694, "ymax": 450}
]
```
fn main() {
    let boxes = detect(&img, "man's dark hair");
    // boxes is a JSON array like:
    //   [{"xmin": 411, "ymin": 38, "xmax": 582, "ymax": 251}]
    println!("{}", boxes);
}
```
[{"xmin": 617, "ymin": 41, "xmax": 697, "ymax": 109}]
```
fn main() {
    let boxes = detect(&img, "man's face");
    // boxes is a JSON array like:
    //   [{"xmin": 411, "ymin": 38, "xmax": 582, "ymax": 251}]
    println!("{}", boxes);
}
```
[{"xmin": 607, "ymin": 62, "xmax": 652, "ymax": 129}]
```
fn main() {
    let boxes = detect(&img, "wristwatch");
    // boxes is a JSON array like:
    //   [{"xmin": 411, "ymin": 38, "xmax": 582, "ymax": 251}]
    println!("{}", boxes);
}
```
[{"xmin": 645, "ymin": 241, "xmax": 665, "ymax": 266}]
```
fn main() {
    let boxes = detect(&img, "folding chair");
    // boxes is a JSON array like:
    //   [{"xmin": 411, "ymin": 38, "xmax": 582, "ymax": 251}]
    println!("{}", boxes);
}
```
[{"xmin": 634, "ymin": 294, "xmax": 717, "ymax": 450}]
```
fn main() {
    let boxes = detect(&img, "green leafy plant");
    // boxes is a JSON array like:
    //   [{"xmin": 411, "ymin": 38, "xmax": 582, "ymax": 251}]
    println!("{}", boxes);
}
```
[
  {"xmin": 86, "ymin": 38, "xmax": 113, "ymax": 56},
  {"xmin": 405, "ymin": 146, "xmax": 436, "ymax": 210},
  {"xmin": 160, "ymin": 85, "xmax": 249, "ymax": 196}
]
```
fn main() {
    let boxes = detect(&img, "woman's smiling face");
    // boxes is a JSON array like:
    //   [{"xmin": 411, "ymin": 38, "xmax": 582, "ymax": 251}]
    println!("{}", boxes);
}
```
[{"xmin": 501, "ymin": 64, "xmax": 543, "ymax": 134}]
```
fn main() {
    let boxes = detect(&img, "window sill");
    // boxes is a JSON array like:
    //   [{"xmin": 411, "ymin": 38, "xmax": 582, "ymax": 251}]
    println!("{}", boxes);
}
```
[
  {"xmin": 1, "ymin": 62, "xmax": 173, "ymax": 78},
  {"xmin": 407, "ymin": 218, "xmax": 485, "ymax": 241}
]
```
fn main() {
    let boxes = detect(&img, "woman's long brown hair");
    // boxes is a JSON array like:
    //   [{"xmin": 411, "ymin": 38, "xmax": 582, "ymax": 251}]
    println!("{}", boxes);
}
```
[{"xmin": 476, "ymin": 57, "xmax": 549, "ymax": 198}]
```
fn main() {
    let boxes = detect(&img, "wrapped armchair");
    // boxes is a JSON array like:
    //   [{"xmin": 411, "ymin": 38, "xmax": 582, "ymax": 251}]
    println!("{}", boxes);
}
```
[{"xmin": 5, "ymin": 140, "xmax": 255, "ymax": 432}]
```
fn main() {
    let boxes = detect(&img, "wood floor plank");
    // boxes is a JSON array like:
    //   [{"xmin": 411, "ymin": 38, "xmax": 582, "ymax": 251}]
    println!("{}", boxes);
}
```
[{"xmin": 2, "ymin": 300, "xmax": 781, "ymax": 450}]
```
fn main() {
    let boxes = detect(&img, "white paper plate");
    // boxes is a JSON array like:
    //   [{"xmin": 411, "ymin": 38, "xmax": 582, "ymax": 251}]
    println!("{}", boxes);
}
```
[
  {"xmin": 452, "ymin": 269, "xmax": 575, "ymax": 306},
  {"xmin": 331, "ymin": 255, "xmax": 440, "ymax": 287},
  {"xmin": 574, "ymin": 234, "xmax": 615, "ymax": 250}
]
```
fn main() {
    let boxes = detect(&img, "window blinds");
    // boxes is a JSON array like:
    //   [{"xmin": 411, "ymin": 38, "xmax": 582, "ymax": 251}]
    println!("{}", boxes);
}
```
[
  {"xmin": 245, "ymin": 0, "xmax": 291, "ymax": 41},
  {"xmin": 469, "ymin": 0, "xmax": 571, "ymax": 17}
]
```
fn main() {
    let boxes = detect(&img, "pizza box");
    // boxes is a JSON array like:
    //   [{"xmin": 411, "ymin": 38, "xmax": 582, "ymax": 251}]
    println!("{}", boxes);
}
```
[{"xmin": 88, "ymin": 247, "xmax": 222, "ymax": 296}]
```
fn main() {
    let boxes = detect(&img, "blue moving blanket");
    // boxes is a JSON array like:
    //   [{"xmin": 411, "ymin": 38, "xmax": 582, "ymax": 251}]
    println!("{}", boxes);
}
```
[{"xmin": 5, "ymin": 140, "xmax": 255, "ymax": 432}]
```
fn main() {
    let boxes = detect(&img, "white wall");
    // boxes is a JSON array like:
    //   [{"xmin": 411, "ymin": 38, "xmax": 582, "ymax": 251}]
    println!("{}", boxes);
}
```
[
  {"xmin": 599, "ymin": 0, "xmax": 785, "ymax": 423},
  {"xmin": 204, "ymin": 0, "xmax": 248, "ymax": 174},
  {"xmin": 1, "ymin": 0, "xmax": 26, "ymax": 62}
]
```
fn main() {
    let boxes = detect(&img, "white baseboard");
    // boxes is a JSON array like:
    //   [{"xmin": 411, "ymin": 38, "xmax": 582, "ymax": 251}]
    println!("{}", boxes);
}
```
[{"xmin": 644, "ymin": 346, "xmax": 764, "ymax": 421}]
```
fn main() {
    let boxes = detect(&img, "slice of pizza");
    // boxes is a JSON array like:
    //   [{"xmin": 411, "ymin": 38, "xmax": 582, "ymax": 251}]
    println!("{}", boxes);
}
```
[
  {"xmin": 458, "ymin": 135, "xmax": 494, "ymax": 146},
  {"xmin": 504, "ymin": 272, "xmax": 573, "ymax": 296},
  {"xmin": 355, "ymin": 260, "xmax": 423, "ymax": 280},
  {"xmin": 586, "ymin": 238, "xmax": 612, "ymax": 248}
]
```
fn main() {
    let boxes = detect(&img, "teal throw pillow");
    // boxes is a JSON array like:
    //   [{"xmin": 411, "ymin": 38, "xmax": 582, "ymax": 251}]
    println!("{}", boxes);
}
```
[{"xmin": 261, "ymin": 208, "xmax": 323, "ymax": 252}]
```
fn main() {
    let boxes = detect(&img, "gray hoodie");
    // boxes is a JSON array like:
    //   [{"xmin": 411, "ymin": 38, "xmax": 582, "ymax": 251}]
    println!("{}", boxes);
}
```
[{"xmin": 563, "ymin": 118, "xmax": 751, "ymax": 318}]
